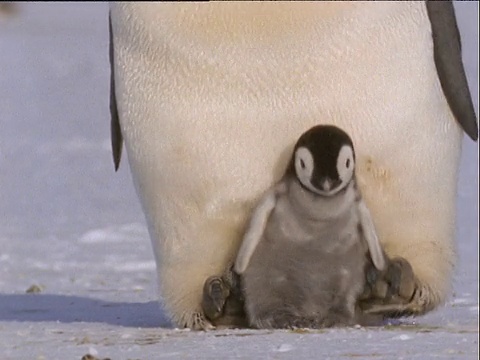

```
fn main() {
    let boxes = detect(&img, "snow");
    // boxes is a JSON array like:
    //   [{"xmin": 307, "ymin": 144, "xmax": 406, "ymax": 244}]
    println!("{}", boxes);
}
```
[{"xmin": 0, "ymin": 2, "xmax": 477, "ymax": 359}]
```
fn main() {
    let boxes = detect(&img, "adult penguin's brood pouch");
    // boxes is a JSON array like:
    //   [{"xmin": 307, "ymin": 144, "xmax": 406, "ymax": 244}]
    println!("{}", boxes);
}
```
[{"xmin": 109, "ymin": 2, "xmax": 477, "ymax": 329}]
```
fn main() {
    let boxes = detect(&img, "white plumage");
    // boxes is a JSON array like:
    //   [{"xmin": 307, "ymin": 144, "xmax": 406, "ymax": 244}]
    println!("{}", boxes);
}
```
[{"xmin": 110, "ymin": 2, "xmax": 464, "ymax": 328}]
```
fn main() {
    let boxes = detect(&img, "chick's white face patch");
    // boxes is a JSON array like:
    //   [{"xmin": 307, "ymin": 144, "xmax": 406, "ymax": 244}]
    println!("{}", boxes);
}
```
[
  {"xmin": 336, "ymin": 145, "xmax": 354, "ymax": 188},
  {"xmin": 294, "ymin": 147, "xmax": 318, "ymax": 194},
  {"xmin": 294, "ymin": 144, "xmax": 354, "ymax": 196}
]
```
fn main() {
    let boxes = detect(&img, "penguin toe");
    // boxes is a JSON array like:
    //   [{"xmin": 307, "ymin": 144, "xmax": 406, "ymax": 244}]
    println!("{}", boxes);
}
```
[
  {"xmin": 187, "ymin": 311, "xmax": 216, "ymax": 331},
  {"xmin": 201, "ymin": 276, "xmax": 230, "ymax": 321},
  {"xmin": 222, "ymin": 263, "xmax": 244, "ymax": 300},
  {"xmin": 385, "ymin": 257, "xmax": 416, "ymax": 301},
  {"xmin": 359, "ymin": 257, "xmax": 417, "ymax": 317}
]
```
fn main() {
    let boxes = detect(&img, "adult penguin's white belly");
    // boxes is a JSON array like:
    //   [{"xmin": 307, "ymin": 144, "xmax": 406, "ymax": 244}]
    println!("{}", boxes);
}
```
[{"xmin": 110, "ymin": 2, "xmax": 468, "ymax": 328}]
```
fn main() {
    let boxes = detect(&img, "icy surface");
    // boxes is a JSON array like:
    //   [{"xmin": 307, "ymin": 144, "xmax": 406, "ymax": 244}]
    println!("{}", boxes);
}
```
[{"xmin": 0, "ymin": 2, "xmax": 478, "ymax": 359}]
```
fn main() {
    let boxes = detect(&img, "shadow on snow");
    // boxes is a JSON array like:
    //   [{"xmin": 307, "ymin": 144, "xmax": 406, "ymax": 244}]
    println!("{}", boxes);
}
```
[{"xmin": 0, "ymin": 293, "xmax": 172, "ymax": 328}]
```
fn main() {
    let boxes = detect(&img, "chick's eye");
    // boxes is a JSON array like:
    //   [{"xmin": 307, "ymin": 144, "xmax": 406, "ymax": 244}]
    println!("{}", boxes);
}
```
[
  {"xmin": 346, "ymin": 159, "xmax": 350, "ymax": 168},
  {"xmin": 300, "ymin": 159, "xmax": 305, "ymax": 169}
]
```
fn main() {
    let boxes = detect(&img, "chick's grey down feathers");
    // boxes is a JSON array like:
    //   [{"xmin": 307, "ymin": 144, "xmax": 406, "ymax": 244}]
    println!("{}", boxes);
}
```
[
  {"xmin": 241, "ymin": 180, "xmax": 371, "ymax": 329},
  {"xmin": 237, "ymin": 125, "xmax": 386, "ymax": 329}
]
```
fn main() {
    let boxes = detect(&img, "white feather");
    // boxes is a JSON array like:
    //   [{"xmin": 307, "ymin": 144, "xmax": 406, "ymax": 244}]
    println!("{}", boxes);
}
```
[
  {"xmin": 357, "ymin": 199, "xmax": 386, "ymax": 271},
  {"xmin": 110, "ymin": 1, "xmax": 462, "ymax": 326},
  {"xmin": 234, "ymin": 185, "xmax": 282, "ymax": 274}
]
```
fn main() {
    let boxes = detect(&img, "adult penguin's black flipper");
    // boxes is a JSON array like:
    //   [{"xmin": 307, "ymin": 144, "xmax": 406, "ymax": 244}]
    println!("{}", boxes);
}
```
[
  {"xmin": 109, "ymin": 12, "xmax": 123, "ymax": 171},
  {"xmin": 426, "ymin": 0, "xmax": 478, "ymax": 141}
]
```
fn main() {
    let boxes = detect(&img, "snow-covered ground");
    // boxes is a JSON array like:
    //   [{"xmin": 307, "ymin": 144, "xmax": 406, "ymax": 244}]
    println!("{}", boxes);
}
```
[{"xmin": 0, "ymin": 2, "xmax": 477, "ymax": 359}]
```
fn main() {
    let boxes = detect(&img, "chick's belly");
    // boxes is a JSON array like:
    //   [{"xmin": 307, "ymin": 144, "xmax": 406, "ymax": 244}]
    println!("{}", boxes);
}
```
[{"xmin": 245, "ymin": 241, "xmax": 328, "ymax": 297}]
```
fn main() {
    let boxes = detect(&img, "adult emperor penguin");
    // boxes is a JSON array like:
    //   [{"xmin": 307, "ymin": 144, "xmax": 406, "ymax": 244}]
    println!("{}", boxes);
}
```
[{"xmin": 109, "ymin": 1, "xmax": 478, "ymax": 329}]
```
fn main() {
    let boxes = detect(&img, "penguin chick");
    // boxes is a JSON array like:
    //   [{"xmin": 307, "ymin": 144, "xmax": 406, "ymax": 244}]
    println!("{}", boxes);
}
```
[{"xmin": 235, "ymin": 125, "xmax": 386, "ymax": 329}]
